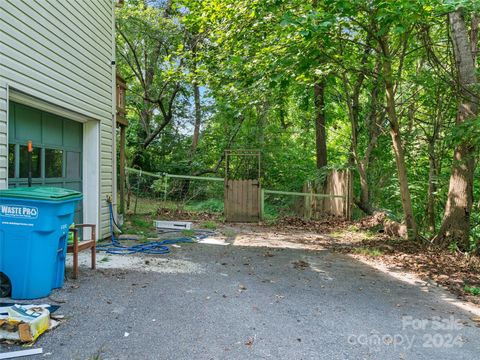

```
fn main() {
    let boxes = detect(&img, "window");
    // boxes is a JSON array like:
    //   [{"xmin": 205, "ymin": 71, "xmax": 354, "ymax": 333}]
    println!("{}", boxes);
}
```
[
  {"xmin": 19, "ymin": 145, "xmax": 41, "ymax": 178},
  {"xmin": 66, "ymin": 152, "xmax": 81, "ymax": 178},
  {"xmin": 8, "ymin": 144, "xmax": 15, "ymax": 178},
  {"xmin": 45, "ymin": 149, "xmax": 63, "ymax": 178}
]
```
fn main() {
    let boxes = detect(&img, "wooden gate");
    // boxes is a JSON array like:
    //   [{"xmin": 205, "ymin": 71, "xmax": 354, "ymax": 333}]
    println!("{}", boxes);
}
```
[
  {"xmin": 225, "ymin": 179, "xmax": 260, "ymax": 222},
  {"xmin": 224, "ymin": 150, "xmax": 261, "ymax": 222}
]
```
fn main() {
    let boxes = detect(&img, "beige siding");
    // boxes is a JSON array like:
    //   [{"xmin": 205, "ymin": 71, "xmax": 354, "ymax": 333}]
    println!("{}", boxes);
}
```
[
  {"xmin": 0, "ymin": 0, "xmax": 115, "ymax": 237},
  {"xmin": 0, "ymin": 82, "xmax": 6, "ymax": 189}
]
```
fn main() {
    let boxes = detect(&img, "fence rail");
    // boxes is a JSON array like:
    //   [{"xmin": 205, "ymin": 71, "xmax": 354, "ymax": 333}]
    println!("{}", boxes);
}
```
[
  {"xmin": 123, "ymin": 167, "xmax": 351, "ymax": 220},
  {"xmin": 263, "ymin": 189, "xmax": 346, "ymax": 199},
  {"xmin": 125, "ymin": 167, "xmax": 223, "ymax": 182}
]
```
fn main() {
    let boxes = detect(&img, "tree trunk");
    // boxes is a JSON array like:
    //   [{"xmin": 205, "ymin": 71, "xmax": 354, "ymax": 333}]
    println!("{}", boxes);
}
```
[
  {"xmin": 437, "ymin": 9, "xmax": 478, "ymax": 250},
  {"xmin": 190, "ymin": 81, "xmax": 202, "ymax": 155},
  {"xmin": 119, "ymin": 125, "xmax": 127, "ymax": 215},
  {"xmin": 314, "ymin": 78, "xmax": 327, "ymax": 169},
  {"xmin": 388, "ymin": 122, "xmax": 417, "ymax": 239},
  {"xmin": 426, "ymin": 141, "xmax": 437, "ymax": 233},
  {"xmin": 380, "ymin": 35, "xmax": 418, "ymax": 240},
  {"xmin": 357, "ymin": 164, "xmax": 371, "ymax": 214},
  {"xmin": 190, "ymin": 33, "xmax": 202, "ymax": 158},
  {"xmin": 131, "ymin": 104, "xmax": 151, "ymax": 168},
  {"xmin": 343, "ymin": 74, "xmax": 372, "ymax": 214},
  {"xmin": 471, "ymin": 13, "xmax": 478, "ymax": 64},
  {"xmin": 356, "ymin": 57, "xmax": 383, "ymax": 215}
]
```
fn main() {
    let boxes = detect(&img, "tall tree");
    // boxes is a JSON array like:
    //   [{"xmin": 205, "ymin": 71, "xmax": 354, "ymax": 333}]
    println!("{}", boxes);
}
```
[
  {"xmin": 314, "ymin": 79, "xmax": 328, "ymax": 169},
  {"xmin": 116, "ymin": 0, "xmax": 186, "ymax": 169},
  {"xmin": 437, "ymin": 8, "xmax": 479, "ymax": 250},
  {"xmin": 378, "ymin": 32, "xmax": 418, "ymax": 239},
  {"xmin": 188, "ymin": 31, "xmax": 203, "ymax": 158}
]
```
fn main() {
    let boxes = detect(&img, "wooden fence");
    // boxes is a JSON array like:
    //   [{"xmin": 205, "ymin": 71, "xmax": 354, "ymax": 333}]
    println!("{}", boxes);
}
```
[
  {"xmin": 124, "ymin": 167, "xmax": 352, "ymax": 222},
  {"xmin": 224, "ymin": 179, "xmax": 260, "ymax": 222},
  {"xmin": 303, "ymin": 170, "xmax": 353, "ymax": 220}
]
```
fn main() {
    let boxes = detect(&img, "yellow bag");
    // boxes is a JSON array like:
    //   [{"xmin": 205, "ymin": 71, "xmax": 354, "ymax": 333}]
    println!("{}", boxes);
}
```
[{"xmin": 0, "ymin": 305, "xmax": 50, "ymax": 343}]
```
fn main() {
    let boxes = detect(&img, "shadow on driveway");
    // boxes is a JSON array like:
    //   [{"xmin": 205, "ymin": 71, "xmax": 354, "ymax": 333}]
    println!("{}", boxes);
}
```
[{"xmin": 2, "ymin": 243, "xmax": 480, "ymax": 360}]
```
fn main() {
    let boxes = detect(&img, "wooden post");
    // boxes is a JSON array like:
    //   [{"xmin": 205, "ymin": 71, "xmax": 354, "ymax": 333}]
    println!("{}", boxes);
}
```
[
  {"xmin": 260, "ymin": 188, "xmax": 265, "ymax": 220},
  {"xmin": 116, "ymin": 74, "xmax": 128, "ymax": 215},
  {"xmin": 303, "ymin": 181, "xmax": 312, "ymax": 220},
  {"xmin": 119, "ymin": 125, "xmax": 126, "ymax": 215}
]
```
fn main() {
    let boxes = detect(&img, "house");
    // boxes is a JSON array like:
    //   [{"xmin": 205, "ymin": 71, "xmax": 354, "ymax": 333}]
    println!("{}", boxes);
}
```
[{"xmin": 0, "ymin": 0, "xmax": 121, "ymax": 238}]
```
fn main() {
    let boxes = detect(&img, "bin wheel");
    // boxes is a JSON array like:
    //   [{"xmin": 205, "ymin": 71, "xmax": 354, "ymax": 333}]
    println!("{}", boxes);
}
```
[{"xmin": 0, "ymin": 273, "xmax": 11, "ymax": 298}]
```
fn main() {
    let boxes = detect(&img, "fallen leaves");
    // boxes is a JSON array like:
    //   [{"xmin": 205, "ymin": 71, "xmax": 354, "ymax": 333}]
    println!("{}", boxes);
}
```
[
  {"xmin": 245, "ymin": 336, "xmax": 255, "ymax": 347},
  {"xmin": 336, "ymin": 237, "xmax": 480, "ymax": 304},
  {"xmin": 292, "ymin": 260, "xmax": 310, "ymax": 270},
  {"xmin": 274, "ymin": 216, "xmax": 351, "ymax": 233},
  {"xmin": 155, "ymin": 207, "xmax": 220, "ymax": 221}
]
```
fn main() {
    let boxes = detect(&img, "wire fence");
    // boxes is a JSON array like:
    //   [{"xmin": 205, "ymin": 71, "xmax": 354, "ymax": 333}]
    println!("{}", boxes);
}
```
[
  {"xmin": 124, "ymin": 168, "xmax": 225, "ymax": 216},
  {"xmin": 122, "ymin": 168, "xmax": 350, "ymax": 221},
  {"xmin": 262, "ymin": 190, "xmax": 304, "ymax": 220}
]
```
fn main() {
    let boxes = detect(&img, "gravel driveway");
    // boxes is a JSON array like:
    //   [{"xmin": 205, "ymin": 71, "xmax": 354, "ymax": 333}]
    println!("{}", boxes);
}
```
[{"xmin": 1, "ymin": 243, "xmax": 480, "ymax": 360}]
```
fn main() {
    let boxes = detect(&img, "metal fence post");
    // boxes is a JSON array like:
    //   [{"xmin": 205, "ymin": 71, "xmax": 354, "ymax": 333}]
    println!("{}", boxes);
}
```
[{"xmin": 163, "ymin": 175, "xmax": 169, "ymax": 203}]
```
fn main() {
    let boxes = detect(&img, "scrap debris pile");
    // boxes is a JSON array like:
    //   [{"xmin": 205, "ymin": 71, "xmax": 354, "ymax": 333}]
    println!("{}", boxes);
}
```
[{"xmin": 0, "ymin": 304, "xmax": 62, "ymax": 344}]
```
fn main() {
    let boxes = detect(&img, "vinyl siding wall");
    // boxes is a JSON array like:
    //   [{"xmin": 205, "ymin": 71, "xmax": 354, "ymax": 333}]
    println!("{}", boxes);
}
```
[
  {"xmin": 0, "ymin": 0, "xmax": 115, "ymax": 236},
  {"xmin": 0, "ymin": 83, "xmax": 6, "ymax": 188}
]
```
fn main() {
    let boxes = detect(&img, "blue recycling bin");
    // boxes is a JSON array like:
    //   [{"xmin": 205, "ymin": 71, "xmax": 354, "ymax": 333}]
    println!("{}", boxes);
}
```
[{"xmin": 0, "ymin": 187, "xmax": 82, "ymax": 299}]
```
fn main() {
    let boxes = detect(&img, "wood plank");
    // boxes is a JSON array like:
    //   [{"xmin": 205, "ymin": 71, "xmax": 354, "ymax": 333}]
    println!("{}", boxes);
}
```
[
  {"xmin": 241, "ymin": 180, "xmax": 247, "ymax": 221},
  {"xmin": 248, "ymin": 181, "xmax": 253, "ymax": 220},
  {"xmin": 224, "ymin": 179, "xmax": 261, "ymax": 222},
  {"xmin": 234, "ymin": 180, "xmax": 241, "ymax": 221},
  {"xmin": 224, "ymin": 180, "xmax": 229, "ymax": 220},
  {"xmin": 226, "ymin": 180, "xmax": 232, "ymax": 221},
  {"xmin": 253, "ymin": 181, "xmax": 259, "ymax": 220},
  {"xmin": 243, "ymin": 179, "xmax": 248, "ymax": 221},
  {"xmin": 224, "ymin": 181, "xmax": 228, "ymax": 220},
  {"xmin": 247, "ymin": 180, "xmax": 253, "ymax": 220}
]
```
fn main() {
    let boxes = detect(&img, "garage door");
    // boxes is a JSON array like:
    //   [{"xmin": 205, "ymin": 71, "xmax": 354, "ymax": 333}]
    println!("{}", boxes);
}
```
[{"xmin": 7, "ymin": 102, "xmax": 83, "ymax": 222}]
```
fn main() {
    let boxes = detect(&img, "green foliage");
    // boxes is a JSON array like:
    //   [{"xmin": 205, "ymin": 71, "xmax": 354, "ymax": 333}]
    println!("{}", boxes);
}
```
[
  {"xmin": 116, "ymin": 0, "xmax": 192, "ymax": 171},
  {"xmin": 222, "ymin": 229, "xmax": 237, "ymax": 238},
  {"xmin": 117, "ymin": 0, "xmax": 479, "ymax": 249},
  {"xmin": 464, "ymin": 285, "xmax": 480, "ymax": 296},
  {"xmin": 131, "ymin": 217, "xmax": 151, "ymax": 230},
  {"xmin": 189, "ymin": 199, "xmax": 224, "ymax": 213},
  {"xmin": 448, "ymin": 241, "xmax": 459, "ymax": 253},
  {"xmin": 201, "ymin": 221, "xmax": 217, "ymax": 230},
  {"xmin": 181, "ymin": 229, "xmax": 195, "ymax": 237}
]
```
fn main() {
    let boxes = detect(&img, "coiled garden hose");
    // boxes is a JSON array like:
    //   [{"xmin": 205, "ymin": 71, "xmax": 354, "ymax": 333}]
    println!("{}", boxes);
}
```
[{"xmin": 96, "ymin": 200, "xmax": 212, "ymax": 255}]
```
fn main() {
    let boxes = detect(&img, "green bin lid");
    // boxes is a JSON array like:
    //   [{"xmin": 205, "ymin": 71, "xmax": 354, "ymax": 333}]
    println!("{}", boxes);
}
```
[{"xmin": 0, "ymin": 187, "xmax": 82, "ymax": 201}]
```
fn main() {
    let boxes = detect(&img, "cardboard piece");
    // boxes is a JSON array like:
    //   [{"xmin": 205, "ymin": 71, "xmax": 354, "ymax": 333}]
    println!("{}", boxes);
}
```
[{"xmin": 0, "ymin": 305, "xmax": 50, "ymax": 343}]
